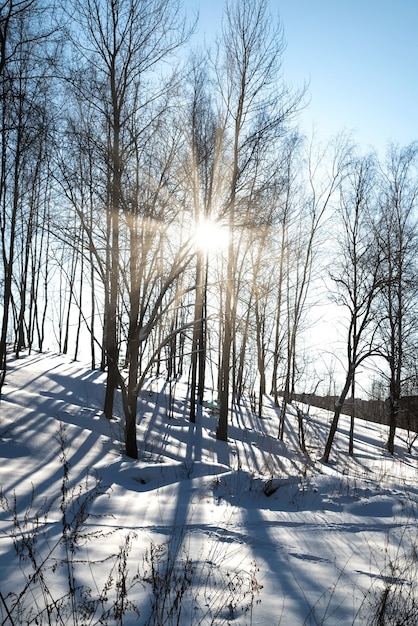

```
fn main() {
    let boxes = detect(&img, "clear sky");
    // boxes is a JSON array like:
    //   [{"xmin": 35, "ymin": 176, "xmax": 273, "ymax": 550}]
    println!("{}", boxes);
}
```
[{"xmin": 187, "ymin": 0, "xmax": 418, "ymax": 156}]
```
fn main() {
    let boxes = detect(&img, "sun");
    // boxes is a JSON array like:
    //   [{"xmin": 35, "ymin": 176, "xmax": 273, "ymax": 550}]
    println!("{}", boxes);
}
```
[{"xmin": 193, "ymin": 217, "xmax": 229, "ymax": 253}]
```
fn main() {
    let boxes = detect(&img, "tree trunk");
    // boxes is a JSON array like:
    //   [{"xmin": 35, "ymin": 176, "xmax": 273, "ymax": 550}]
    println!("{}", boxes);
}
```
[
  {"xmin": 189, "ymin": 253, "xmax": 204, "ymax": 422},
  {"xmin": 349, "ymin": 375, "xmax": 355, "ymax": 456},
  {"xmin": 323, "ymin": 369, "xmax": 354, "ymax": 463},
  {"xmin": 387, "ymin": 373, "xmax": 400, "ymax": 455},
  {"xmin": 0, "ymin": 129, "xmax": 21, "ymax": 392},
  {"xmin": 217, "ymin": 307, "xmax": 231, "ymax": 441},
  {"xmin": 104, "ymin": 95, "xmax": 121, "ymax": 418},
  {"xmin": 197, "ymin": 258, "xmax": 208, "ymax": 403}
]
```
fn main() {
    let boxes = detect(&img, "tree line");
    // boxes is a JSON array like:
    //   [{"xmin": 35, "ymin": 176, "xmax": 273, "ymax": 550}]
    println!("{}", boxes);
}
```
[{"xmin": 1, "ymin": 0, "xmax": 417, "ymax": 461}]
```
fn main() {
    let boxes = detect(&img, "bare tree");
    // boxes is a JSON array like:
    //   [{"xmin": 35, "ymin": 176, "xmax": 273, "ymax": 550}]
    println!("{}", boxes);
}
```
[
  {"xmin": 270, "ymin": 133, "xmax": 303, "ymax": 407},
  {"xmin": 0, "ymin": 0, "xmax": 57, "ymax": 391},
  {"xmin": 0, "ymin": 0, "xmax": 49, "ymax": 77},
  {"xmin": 272, "ymin": 134, "xmax": 348, "ymax": 440},
  {"xmin": 251, "ymin": 227, "xmax": 275, "ymax": 418},
  {"xmin": 55, "ymin": 106, "xmax": 108, "ymax": 369},
  {"xmin": 118, "ymin": 109, "xmax": 196, "ymax": 458},
  {"xmin": 181, "ymin": 56, "xmax": 221, "ymax": 423},
  {"xmin": 214, "ymin": 0, "xmax": 304, "ymax": 441},
  {"xmin": 66, "ymin": 0, "xmax": 190, "ymax": 446},
  {"xmin": 374, "ymin": 143, "xmax": 418, "ymax": 454},
  {"xmin": 323, "ymin": 154, "xmax": 382, "ymax": 463}
]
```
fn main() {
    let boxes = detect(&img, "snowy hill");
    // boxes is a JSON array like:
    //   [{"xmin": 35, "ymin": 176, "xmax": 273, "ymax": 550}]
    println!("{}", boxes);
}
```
[{"xmin": 1, "ymin": 352, "xmax": 418, "ymax": 625}]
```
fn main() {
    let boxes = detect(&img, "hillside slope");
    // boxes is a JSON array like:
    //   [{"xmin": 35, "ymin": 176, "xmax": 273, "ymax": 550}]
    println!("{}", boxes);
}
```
[{"xmin": 1, "ymin": 352, "xmax": 417, "ymax": 625}]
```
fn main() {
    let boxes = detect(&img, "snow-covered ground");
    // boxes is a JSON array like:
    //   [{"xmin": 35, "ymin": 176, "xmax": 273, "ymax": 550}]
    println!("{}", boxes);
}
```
[{"xmin": 1, "ymin": 352, "xmax": 418, "ymax": 625}]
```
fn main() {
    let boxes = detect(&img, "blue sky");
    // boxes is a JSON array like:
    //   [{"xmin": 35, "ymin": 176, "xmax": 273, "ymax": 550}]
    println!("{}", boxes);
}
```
[{"xmin": 187, "ymin": 0, "xmax": 418, "ymax": 155}]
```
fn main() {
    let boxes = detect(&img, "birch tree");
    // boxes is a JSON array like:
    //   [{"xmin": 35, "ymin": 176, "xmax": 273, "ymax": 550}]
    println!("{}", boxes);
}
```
[
  {"xmin": 323, "ymin": 154, "xmax": 382, "ymax": 463},
  {"xmin": 62, "ymin": 0, "xmax": 193, "ymax": 457},
  {"xmin": 181, "ymin": 57, "xmax": 222, "ymax": 423},
  {"xmin": 375, "ymin": 143, "xmax": 418, "ymax": 454},
  {"xmin": 214, "ymin": 0, "xmax": 303, "ymax": 441},
  {"xmin": 277, "ymin": 135, "xmax": 349, "ymax": 440},
  {"xmin": 0, "ymin": 0, "xmax": 56, "ymax": 391},
  {"xmin": 66, "ymin": 0, "xmax": 189, "ymax": 438}
]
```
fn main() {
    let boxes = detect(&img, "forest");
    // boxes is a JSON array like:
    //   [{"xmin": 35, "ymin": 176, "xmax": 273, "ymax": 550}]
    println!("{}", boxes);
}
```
[{"xmin": 1, "ymin": 0, "xmax": 418, "ymax": 465}]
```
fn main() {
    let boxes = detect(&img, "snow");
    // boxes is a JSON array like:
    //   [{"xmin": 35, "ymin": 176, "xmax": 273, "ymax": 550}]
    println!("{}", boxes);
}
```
[{"xmin": 1, "ymin": 352, "xmax": 418, "ymax": 625}]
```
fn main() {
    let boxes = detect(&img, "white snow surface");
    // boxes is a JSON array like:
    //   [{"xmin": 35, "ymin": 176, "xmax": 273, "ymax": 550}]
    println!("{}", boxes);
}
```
[{"xmin": 1, "ymin": 352, "xmax": 418, "ymax": 625}]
